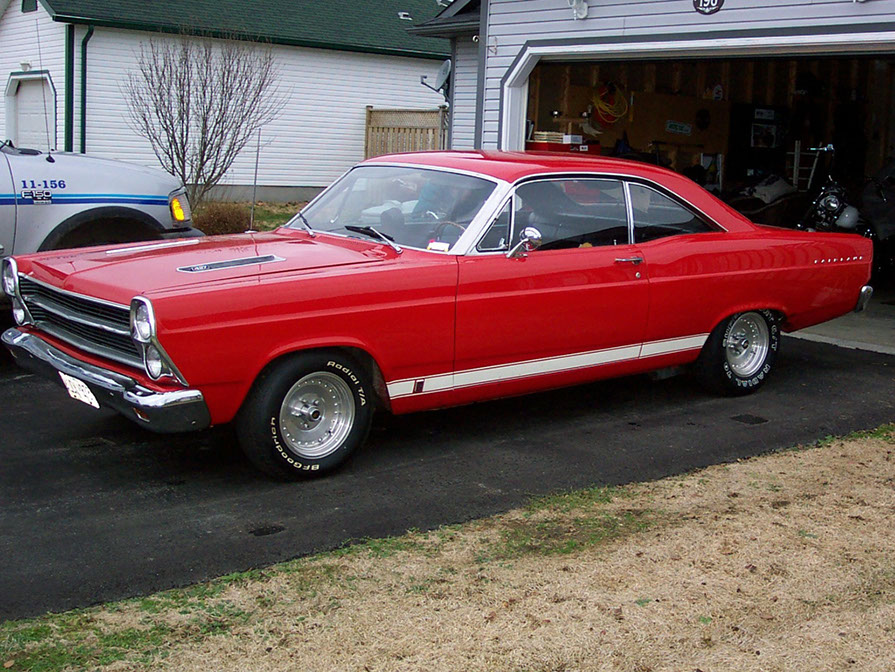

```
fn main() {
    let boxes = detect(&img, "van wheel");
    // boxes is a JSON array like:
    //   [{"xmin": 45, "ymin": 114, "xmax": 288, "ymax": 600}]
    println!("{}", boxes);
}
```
[
  {"xmin": 696, "ymin": 310, "xmax": 779, "ymax": 396},
  {"xmin": 236, "ymin": 352, "xmax": 373, "ymax": 479}
]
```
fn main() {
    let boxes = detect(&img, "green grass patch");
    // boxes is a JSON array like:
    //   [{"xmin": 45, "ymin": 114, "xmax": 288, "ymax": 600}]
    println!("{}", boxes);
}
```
[
  {"xmin": 526, "ymin": 485, "xmax": 627, "ymax": 514},
  {"xmin": 488, "ymin": 509, "xmax": 653, "ymax": 561}
]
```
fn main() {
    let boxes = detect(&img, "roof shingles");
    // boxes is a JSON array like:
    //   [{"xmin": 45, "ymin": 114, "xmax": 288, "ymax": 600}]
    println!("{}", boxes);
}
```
[{"xmin": 40, "ymin": 0, "xmax": 449, "ymax": 58}]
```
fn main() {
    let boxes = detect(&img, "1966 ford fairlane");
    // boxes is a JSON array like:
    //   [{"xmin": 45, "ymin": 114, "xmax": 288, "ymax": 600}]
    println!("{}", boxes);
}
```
[{"xmin": 2, "ymin": 151, "xmax": 874, "ymax": 478}]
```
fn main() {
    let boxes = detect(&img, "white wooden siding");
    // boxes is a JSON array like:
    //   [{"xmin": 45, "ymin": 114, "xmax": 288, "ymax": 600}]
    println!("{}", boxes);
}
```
[
  {"xmin": 0, "ymin": 1, "xmax": 65, "ymax": 148},
  {"xmin": 71, "ymin": 27, "xmax": 444, "ymax": 188},
  {"xmin": 450, "ymin": 35, "xmax": 479, "ymax": 149},
  {"xmin": 459, "ymin": 0, "xmax": 895, "ymax": 149}
]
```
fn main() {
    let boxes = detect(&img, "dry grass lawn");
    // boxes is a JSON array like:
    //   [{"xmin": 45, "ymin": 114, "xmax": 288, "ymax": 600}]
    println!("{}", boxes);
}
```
[{"xmin": 2, "ymin": 426, "xmax": 894, "ymax": 671}]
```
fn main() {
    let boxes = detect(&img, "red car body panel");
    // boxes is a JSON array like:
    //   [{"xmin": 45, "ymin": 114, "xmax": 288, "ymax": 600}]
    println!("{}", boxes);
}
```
[{"xmin": 7, "ymin": 152, "xmax": 874, "ymax": 426}]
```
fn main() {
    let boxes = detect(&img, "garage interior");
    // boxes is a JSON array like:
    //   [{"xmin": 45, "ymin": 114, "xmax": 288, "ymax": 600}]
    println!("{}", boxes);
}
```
[{"xmin": 525, "ymin": 55, "xmax": 895, "ymax": 351}]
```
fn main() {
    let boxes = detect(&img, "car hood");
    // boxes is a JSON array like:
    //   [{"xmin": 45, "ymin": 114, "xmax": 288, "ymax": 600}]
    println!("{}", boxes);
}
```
[{"xmin": 21, "ymin": 229, "xmax": 391, "ymax": 305}]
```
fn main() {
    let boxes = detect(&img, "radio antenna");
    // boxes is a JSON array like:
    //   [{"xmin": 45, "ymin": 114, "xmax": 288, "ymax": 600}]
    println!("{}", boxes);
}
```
[{"xmin": 34, "ymin": 18, "xmax": 55, "ymax": 162}]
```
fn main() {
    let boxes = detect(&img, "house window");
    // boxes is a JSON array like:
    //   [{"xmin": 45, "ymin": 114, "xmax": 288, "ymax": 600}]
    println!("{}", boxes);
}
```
[{"xmin": 22, "ymin": 0, "xmax": 38, "ymax": 13}]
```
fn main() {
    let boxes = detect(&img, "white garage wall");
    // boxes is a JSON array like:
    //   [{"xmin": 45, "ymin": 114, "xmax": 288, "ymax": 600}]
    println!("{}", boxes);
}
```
[
  {"xmin": 72, "ymin": 26, "xmax": 445, "ymax": 189},
  {"xmin": 0, "ymin": 1, "xmax": 65, "ymax": 148},
  {"xmin": 450, "ymin": 34, "xmax": 479, "ymax": 149},
  {"xmin": 452, "ymin": 0, "xmax": 895, "ymax": 149}
]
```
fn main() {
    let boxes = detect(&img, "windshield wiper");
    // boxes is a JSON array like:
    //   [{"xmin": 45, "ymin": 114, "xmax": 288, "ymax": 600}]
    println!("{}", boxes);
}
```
[
  {"xmin": 343, "ymin": 225, "xmax": 403, "ymax": 254},
  {"xmin": 294, "ymin": 211, "xmax": 316, "ymax": 237}
]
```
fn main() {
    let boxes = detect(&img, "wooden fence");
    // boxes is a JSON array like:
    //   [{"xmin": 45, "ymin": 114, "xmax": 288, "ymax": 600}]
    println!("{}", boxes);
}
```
[{"xmin": 364, "ymin": 106, "xmax": 448, "ymax": 159}]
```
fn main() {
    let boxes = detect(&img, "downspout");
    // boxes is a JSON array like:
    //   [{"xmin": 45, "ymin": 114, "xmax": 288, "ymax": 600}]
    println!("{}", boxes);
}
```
[
  {"xmin": 80, "ymin": 25, "xmax": 94, "ymax": 153},
  {"xmin": 63, "ymin": 24, "xmax": 74, "ymax": 152},
  {"xmin": 473, "ymin": 0, "xmax": 488, "ymax": 149}
]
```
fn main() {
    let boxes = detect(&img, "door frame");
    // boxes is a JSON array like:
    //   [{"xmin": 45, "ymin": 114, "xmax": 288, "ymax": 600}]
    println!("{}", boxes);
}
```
[{"xmin": 4, "ymin": 70, "xmax": 57, "ymax": 150}]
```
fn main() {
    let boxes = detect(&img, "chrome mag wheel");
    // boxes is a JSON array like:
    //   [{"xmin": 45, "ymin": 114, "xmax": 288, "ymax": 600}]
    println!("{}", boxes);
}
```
[
  {"xmin": 724, "ymin": 312, "xmax": 770, "ymax": 378},
  {"xmin": 279, "ymin": 372, "xmax": 356, "ymax": 459}
]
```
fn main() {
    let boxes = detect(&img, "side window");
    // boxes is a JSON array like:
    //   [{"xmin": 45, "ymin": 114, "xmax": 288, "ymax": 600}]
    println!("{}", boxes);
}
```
[
  {"xmin": 629, "ymin": 183, "xmax": 713, "ymax": 243},
  {"xmin": 513, "ymin": 178, "xmax": 629, "ymax": 250},
  {"xmin": 478, "ymin": 200, "xmax": 512, "ymax": 251}
]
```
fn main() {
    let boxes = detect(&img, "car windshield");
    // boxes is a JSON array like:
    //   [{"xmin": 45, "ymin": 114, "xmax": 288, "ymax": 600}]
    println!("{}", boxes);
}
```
[{"xmin": 289, "ymin": 165, "xmax": 497, "ymax": 252}]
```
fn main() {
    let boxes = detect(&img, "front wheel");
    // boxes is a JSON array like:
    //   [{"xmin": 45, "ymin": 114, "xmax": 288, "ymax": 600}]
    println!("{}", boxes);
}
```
[
  {"xmin": 695, "ymin": 310, "xmax": 779, "ymax": 396},
  {"xmin": 236, "ymin": 352, "xmax": 374, "ymax": 479}
]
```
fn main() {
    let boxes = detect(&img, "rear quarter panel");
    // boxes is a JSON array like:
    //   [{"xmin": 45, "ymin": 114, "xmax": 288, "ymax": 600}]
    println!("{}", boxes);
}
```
[{"xmin": 643, "ymin": 227, "xmax": 873, "ymax": 343}]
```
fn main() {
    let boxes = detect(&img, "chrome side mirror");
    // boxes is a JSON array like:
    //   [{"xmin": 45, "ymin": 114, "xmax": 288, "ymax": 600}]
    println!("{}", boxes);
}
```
[{"xmin": 506, "ymin": 226, "xmax": 543, "ymax": 259}]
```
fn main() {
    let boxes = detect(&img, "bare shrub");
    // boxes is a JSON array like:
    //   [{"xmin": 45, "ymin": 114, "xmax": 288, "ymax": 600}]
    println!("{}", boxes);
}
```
[
  {"xmin": 193, "ymin": 202, "xmax": 252, "ymax": 235},
  {"xmin": 123, "ymin": 34, "xmax": 283, "ymax": 207}
]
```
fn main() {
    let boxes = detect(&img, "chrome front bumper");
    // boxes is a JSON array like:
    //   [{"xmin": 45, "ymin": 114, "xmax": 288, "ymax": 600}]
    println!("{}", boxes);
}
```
[
  {"xmin": 2, "ymin": 328, "xmax": 210, "ymax": 433},
  {"xmin": 855, "ymin": 285, "xmax": 873, "ymax": 313}
]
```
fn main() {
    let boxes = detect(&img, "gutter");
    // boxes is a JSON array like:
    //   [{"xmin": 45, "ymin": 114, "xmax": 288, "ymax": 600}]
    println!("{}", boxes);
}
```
[
  {"xmin": 407, "ymin": 19, "xmax": 480, "ymax": 38},
  {"xmin": 80, "ymin": 25, "xmax": 94, "ymax": 153}
]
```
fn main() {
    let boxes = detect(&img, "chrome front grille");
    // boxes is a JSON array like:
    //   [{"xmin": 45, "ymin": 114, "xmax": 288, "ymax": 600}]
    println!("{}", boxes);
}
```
[{"xmin": 19, "ymin": 276, "xmax": 143, "ymax": 369}]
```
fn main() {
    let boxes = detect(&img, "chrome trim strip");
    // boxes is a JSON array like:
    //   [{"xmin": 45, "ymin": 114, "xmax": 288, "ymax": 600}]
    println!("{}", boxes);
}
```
[
  {"xmin": 36, "ymin": 321, "xmax": 142, "ymax": 369},
  {"xmin": 105, "ymin": 239, "xmax": 200, "ymax": 255},
  {"xmin": 623, "ymin": 180, "xmax": 635, "ymax": 244},
  {"xmin": 386, "ymin": 333, "xmax": 709, "ymax": 400},
  {"xmin": 20, "ymin": 273, "xmax": 130, "ymax": 310},
  {"xmin": 29, "ymin": 293, "xmax": 130, "ymax": 335},
  {"xmin": 176, "ymin": 254, "xmax": 285, "ymax": 273}
]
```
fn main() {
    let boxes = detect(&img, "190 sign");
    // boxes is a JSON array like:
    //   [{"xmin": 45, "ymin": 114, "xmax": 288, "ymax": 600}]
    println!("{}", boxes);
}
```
[{"xmin": 694, "ymin": 0, "xmax": 723, "ymax": 14}]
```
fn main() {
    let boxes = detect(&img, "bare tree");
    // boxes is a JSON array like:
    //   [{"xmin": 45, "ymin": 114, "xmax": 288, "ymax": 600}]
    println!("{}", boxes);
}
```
[{"xmin": 124, "ymin": 34, "xmax": 282, "ymax": 206}]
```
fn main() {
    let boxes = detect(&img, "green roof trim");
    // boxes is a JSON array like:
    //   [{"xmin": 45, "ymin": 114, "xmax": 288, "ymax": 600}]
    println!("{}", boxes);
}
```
[{"xmin": 39, "ymin": 0, "xmax": 449, "ymax": 59}]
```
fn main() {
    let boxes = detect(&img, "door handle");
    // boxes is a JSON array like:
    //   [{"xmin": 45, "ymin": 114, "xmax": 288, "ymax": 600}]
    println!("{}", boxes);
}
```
[{"xmin": 614, "ymin": 256, "xmax": 643, "ymax": 265}]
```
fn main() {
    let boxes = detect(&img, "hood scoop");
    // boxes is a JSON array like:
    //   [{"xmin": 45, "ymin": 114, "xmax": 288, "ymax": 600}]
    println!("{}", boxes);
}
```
[{"xmin": 177, "ymin": 254, "xmax": 284, "ymax": 274}]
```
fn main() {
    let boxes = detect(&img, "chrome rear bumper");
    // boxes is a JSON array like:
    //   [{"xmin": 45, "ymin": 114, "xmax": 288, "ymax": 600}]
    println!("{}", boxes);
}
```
[
  {"xmin": 2, "ymin": 328, "xmax": 210, "ymax": 433},
  {"xmin": 855, "ymin": 285, "xmax": 873, "ymax": 313}
]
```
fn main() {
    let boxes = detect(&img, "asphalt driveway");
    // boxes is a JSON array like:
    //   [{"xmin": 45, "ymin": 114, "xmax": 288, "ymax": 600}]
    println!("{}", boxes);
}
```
[{"xmin": 1, "ymin": 337, "xmax": 893, "ymax": 620}]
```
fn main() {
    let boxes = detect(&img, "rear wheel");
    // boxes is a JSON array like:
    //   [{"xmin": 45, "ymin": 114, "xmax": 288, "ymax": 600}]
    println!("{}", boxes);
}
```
[
  {"xmin": 696, "ymin": 310, "xmax": 779, "ymax": 395},
  {"xmin": 236, "ymin": 351, "xmax": 373, "ymax": 479}
]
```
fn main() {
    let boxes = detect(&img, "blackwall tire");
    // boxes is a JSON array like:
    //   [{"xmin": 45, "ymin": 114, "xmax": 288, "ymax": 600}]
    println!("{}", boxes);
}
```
[
  {"xmin": 696, "ymin": 310, "xmax": 779, "ymax": 396},
  {"xmin": 236, "ymin": 351, "xmax": 374, "ymax": 479}
]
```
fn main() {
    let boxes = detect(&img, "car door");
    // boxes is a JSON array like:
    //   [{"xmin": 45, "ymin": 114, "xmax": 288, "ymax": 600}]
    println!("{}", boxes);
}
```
[
  {"xmin": 453, "ymin": 177, "xmax": 649, "ymax": 399},
  {"xmin": 627, "ymin": 181, "xmax": 729, "ymax": 351},
  {"xmin": 0, "ymin": 149, "xmax": 15, "ymax": 257}
]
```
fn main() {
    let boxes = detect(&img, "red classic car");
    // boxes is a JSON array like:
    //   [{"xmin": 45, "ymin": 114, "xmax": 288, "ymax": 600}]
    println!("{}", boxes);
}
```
[{"xmin": 2, "ymin": 151, "xmax": 874, "ymax": 478}]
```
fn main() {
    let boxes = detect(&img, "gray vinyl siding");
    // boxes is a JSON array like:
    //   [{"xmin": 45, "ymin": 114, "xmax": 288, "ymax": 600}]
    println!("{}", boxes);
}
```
[
  {"xmin": 481, "ymin": 0, "xmax": 895, "ymax": 148},
  {"xmin": 450, "ymin": 34, "xmax": 479, "ymax": 149}
]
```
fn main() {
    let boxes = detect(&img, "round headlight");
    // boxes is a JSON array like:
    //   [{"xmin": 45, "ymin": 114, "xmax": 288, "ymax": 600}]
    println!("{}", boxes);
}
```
[
  {"xmin": 822, "ymin": 194, "xmax": 841, "ymax": 212},
  {"xmin": 2, "ymin": 260, "xmax": 17, "ymax": 296},
  {"xmin": 145, "ymin": 344, "xmax": 164, "ymax": 379},
  {"xmin": 132, "ymin": 302, "xmax": 153, "ymax": 342}
]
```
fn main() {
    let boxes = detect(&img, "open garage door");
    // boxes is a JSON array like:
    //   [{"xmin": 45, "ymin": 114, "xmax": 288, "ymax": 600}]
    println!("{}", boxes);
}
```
[
  {"xmin": 520, "ymin": 52, "xmax": 895, "ymax": 347},
  {"xmin": 525, "ymin": 55, "xmax": 894, "ymax": 206}
]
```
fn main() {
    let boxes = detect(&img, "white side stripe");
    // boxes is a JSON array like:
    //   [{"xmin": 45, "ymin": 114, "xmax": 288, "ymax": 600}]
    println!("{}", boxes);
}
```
[
  {"xmin": 640, "ymin": 334, "xmax": 710, "ymax": 357},
  {"xmin": 387, "ymin": 334, "xmax": 709, "ymax": 400}
]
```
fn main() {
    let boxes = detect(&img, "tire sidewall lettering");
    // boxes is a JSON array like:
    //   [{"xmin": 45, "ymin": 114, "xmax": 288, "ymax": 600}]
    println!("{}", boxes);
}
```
[
  {"xmin": 326, "ymin": 360, "xmax": 366, "ymax": 407},
  {"xmin": 268, "ymin": 416, "xmax": 319, "ymax": 471}
]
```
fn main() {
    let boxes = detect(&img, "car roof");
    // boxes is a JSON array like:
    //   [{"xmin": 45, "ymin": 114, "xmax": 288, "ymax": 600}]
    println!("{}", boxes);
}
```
[
  {"xmin": 364, "ymin": 150, "xmax": 684, "ymax": 184},
  {"xmin": 363, "ymin": 150, "xmax": 757, "ymax": 233}
]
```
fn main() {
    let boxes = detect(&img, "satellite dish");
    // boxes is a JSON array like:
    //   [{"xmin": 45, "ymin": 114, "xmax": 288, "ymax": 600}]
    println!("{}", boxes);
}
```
[
  {"xmin": 434, "ymin": 59, "xmax": 452, "ymax": 91},
  {"xmin": 421, "ymin": 59, "xmax": 452, "ymax": 101}
]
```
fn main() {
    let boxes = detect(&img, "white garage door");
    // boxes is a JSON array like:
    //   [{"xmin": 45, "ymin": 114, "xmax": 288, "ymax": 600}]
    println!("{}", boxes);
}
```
[{"xmin": 14, "ymin": 78, "xmax": 55, "ymax": 151}]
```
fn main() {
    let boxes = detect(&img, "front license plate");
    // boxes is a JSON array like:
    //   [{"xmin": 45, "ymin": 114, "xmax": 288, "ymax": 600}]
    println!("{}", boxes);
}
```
[{"xmin": 59, "ymin": 372, "xmax": 100, "ymax": 409}]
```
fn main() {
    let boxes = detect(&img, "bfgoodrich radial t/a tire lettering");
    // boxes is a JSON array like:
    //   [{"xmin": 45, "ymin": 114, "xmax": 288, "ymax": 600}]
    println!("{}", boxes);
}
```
[
  {"xmin": 236, "ymin": 351, "xmax": 373, "ymax": 479},
  {"xmin": 696, "ymin": 310, "xmax": 779, "ymax": 396}
]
